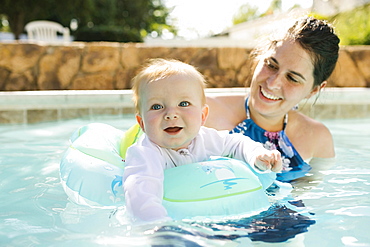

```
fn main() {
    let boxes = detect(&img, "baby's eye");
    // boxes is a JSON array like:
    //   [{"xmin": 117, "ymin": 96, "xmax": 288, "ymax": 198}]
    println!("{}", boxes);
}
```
[
  {"xmin": 150, "ymin": 104, "xmax": 163, "ymax": 110},
  {"xmin": 179, "ymin": 101, "xmax": 190, "ymax": 107}
]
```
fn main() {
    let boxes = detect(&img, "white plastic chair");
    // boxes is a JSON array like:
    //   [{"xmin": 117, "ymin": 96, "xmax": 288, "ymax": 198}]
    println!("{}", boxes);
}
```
[{"xmin": 25, "ymin": 20, "xmax": 70, "ymax": 43}]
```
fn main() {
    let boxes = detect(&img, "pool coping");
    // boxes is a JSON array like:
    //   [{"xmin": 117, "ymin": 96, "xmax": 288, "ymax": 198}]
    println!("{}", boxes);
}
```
[{"xmin": 1, "ymin": 87, "xmax": 369, "ymax": 124}]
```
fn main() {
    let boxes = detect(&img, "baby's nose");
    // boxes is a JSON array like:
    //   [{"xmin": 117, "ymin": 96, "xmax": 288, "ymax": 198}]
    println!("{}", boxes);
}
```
[
  {"xmin": 165, "ymin": 113, "xmax": 178, "ymax": 120},
  {"xmin": 164, "ymin": 109, "xmax": 178, "ymax": 120}
]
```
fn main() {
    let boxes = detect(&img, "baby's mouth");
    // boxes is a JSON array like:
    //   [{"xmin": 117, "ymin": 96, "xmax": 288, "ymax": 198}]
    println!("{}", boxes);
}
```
[
  {"xmin": 260, "ymin": 87, "xmax": 283, "ymax": 101},
  {"xmin": 164, "ymin": 127, "xmax": 183, "ymax": 134}
]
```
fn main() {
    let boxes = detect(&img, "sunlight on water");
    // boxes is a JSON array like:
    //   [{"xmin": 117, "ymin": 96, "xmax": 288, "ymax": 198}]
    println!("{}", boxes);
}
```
[
  {"xmin": 327, "ymin": 206, "xmax": 370, "ymax": 217},
  {"xmin": 0, "ymin": 116, "xmax": 369, "ymax": 246}
]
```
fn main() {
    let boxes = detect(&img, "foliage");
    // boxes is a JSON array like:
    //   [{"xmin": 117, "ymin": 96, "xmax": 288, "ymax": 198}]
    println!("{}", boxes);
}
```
[
  {"xmin": 84, "ymin": 0, "xmax": 175, "ymax": 39},
  {"xmin": 0, "ymin": 0, "xmax": 175, "ymax": 42},
  {"xmin": 0, "ymin": 14, "xmax": 10, "ymax": 32},
  {"xmin": 232, "ymin": 3, "xmax": 259, "ymax": 25},
  {"xmin": 232, "ymin": 0, "xmax": 283, "ymax": 25},
  {"xmin": 261, "ymin": 0, "xmax": 282, "ymax": 17},
  {"xmin": 231, "ymin": 1, "xmax": 370, "ymax": 46},
  {"xmin": 0, "ymin": 0, "xmax": 94, "ymax": 39},
  {"xmin": 74, "ymin": 25, "xmax": 142, "ymax": 42},
  {"xmin": 329, "ymin": 3, "xmax": 370, "ymax": 45}
]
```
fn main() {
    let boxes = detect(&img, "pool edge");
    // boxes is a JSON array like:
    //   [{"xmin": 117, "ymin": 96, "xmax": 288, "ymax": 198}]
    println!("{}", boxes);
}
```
[{"xmin": 1, "ymin": 88, "xmax": 369, "ymax": 124}]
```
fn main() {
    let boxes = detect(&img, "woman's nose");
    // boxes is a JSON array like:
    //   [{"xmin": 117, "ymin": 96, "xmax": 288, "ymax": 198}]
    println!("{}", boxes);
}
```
[{"xmin": 266, "ymin": 73, "xmax": 283, "ymax": 89}]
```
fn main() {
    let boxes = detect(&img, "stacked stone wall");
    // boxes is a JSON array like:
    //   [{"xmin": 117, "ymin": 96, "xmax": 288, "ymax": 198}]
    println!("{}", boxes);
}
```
[{"xmin": 0, "ymin": 42, "xmax": 369, "ymax": 91}]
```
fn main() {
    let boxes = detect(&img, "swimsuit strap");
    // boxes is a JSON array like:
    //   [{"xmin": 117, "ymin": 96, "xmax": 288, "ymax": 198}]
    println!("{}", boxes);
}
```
[{"xmin": 245, "ymin": 99, "xmax": 288, "ymax": 131}]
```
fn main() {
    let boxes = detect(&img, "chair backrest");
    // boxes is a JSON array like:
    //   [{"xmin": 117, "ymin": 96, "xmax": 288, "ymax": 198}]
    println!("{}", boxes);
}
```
[{"xmin": 25, "ymin": 20, "xmax": 70, "ymax": 43}]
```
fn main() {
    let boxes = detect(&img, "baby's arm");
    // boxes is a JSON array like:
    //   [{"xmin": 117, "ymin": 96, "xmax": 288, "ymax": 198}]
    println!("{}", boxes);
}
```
[
  {"xmin": 232, "ymin": 135, "xmax": 283, "ymax": 189},
  {"xmin": 214, "ymin": 129, "xmax": 282, "ymax": 188},
  {"xmin": 124, "ymin": 145, "xmax": 170, "ymax": 223},
  {"xmin": 222, "ymin": 131, "xmax": 282, "ymax": 173}
]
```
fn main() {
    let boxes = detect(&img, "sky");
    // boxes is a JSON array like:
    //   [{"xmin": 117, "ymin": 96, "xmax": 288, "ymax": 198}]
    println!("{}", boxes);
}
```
[{"xmin": 162, "ymin": 0, "xmax": 313, "ymax": 40}]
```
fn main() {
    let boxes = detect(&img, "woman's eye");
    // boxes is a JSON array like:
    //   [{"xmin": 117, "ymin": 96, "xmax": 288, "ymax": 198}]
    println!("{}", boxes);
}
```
[
  {"xmin": 287, "ymin": 74, "xmax": 299, "ymax": 83},
  {"xmin": 151, "ymin": 104, "xmax": 163, "ymax": 110},
  {"xmin": 179, "ymin": 101, "xmax": 190, "ymax": 107},
  {"xmin": 265, "ymin": 58, "xmax": 278, "ymax": 70}
]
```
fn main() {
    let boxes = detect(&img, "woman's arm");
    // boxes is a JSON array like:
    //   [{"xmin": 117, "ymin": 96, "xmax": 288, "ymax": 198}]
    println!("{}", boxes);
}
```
[
  {"xmin": 285, "ymin": 111, "xmax": 336, "ymax": 192},
  {"xmin": 205, "ymin": 94, "xmax": 247, "ymax": 131},
  {"xmin": 287, "ymin": 111, "xmax": 335, "ymax": 160},
  {"xmin": 312, "ymin": 122, "xmax": 335, "ymax": 158}
]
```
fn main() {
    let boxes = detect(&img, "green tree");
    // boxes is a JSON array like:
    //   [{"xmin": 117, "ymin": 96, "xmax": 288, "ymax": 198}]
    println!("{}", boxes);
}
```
[
  {"xmin": 0, "ymin": 0, "xmax": 174, "ymax": 41},
  {"xmin": 232, "ymin": 0, "xmax": 283, "ymax": 26},
  {"xmin": 232, "ymin": 3, "xmax": 259, "ymax": 25},
  {"xmin": 262, "ymin": 0, "xmax": 282, "ymax": 16},
  {"xmin": 86, "ymin": 0, "xmax": 175, "ymax": 38},
  {"xmin": 0, "ymin": 0, "xmax": 93, "ymax": 39},
  {"xmin": 330, "ymin": 3, "xmax": 370, "ymax": 45}
]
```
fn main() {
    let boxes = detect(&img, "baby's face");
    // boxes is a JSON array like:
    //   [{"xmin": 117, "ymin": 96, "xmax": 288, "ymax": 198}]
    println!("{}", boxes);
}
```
[{"xmin": 136, "ymin": 74, "xmax": 208, "ymax": 150}]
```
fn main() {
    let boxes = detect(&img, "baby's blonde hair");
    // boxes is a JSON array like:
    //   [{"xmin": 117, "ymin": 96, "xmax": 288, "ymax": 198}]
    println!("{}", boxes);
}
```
[{"xmin": 132, "ymin": 58, "xmax": 206, "ymax": 113}]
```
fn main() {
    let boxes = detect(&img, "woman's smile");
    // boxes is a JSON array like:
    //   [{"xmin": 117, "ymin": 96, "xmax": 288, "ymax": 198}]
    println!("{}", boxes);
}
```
[{"xmin": 260, "ymin": 86, "xmax": 283, "ymax": 101}]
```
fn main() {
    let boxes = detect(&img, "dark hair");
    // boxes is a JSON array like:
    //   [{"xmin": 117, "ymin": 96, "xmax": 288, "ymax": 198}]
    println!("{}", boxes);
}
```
[{"xmin": 253, "ymin": 16, "xmax": 340, "ymax": 88}]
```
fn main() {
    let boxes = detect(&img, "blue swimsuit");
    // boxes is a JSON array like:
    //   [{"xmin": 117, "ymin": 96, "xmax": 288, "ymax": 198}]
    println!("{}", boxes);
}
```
[{"xmin": 230, "ymin": 99, "xmax": 311, "ymax": 182}]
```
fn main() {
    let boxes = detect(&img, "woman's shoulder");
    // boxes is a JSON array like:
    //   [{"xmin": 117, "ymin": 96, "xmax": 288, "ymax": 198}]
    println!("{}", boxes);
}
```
[
  {"xmin": 205, "ymin": 94, "xmax": 247, "ymax": 131},
  {"xmin": 288, "ymin": 111, "xmax": 335, "ymax": 158},
  {"xmin": 289, "ymin": 111, "xmax": 330, "ymax": 133}
]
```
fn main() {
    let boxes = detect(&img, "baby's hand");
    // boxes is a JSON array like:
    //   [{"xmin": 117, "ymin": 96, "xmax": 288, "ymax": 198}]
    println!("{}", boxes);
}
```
[{"xmin": 254, "ymin": 150, "xmax": 282, "ymax": 172}]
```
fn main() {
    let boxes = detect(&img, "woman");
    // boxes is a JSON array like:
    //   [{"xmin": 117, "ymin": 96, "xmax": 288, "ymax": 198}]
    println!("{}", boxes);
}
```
[{"xmin": 206, "ymin": 16, "xmax": 340, "ymax": 183}]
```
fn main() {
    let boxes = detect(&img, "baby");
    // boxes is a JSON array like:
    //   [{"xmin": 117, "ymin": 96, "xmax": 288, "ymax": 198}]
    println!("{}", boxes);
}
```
[{"xmin": 123, "ymin": 58, "xmax": 282, "ymax": 222}]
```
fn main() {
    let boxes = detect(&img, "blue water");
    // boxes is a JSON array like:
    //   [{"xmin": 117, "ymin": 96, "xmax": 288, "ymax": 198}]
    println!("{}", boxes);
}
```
[{"xmin": 0, "ymin": 116, "xmax": 369, "ymax": 246}]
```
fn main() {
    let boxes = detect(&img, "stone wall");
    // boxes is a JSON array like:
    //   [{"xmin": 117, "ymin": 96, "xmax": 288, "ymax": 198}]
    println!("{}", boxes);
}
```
[{"xmin": 0, "ymin": 42, "xmax": 369, "ymax": 91}]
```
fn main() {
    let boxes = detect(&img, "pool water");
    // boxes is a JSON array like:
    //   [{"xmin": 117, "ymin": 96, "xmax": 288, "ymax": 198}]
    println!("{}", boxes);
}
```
[{"xmin": 0, "ymin": 116, "xmax": 369, "ymax": 246}]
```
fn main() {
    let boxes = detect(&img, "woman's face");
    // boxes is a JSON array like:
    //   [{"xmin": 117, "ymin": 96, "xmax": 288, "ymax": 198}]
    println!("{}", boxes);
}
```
[{"xmin": 249, "ymin": 40, "xmax": 319, "ymax": 119}]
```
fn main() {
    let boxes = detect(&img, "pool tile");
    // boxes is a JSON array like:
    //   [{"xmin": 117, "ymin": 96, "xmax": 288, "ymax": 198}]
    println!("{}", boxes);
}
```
[
  {"xmin": 122, "ymin": 107, "xmax": 136, "ymax": 114},
  {"xmin": 0, "ymin": 110, "xmax": 25, "ymax": 124},
  {"xmin": 60, "ymin": 108, "xmax": 90, "ymax": 120},
  {"xmin": 0, "ymin": 88, "xmax": 370, "ymax": 124},
  {"xmin": 312, "ymin": 104, "xmax": 340, "ymax": 119},
  {"xmin": 92, "ymin": 107, "xmax": 122, "ymax": 116},
  {"xmin": 27, "ymin": 109, "xmax": 58, "ymax": 123},
  {"xmin": 338, "ymin": 104, "xmax": 368, "ymax": 119}
]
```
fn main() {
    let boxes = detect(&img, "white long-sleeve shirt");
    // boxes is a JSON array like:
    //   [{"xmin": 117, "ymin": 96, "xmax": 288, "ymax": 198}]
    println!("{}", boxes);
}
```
[{"xmin": 123, "ymin": 126, "xmax": 274, "ymax": 222}]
